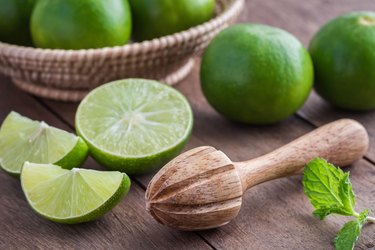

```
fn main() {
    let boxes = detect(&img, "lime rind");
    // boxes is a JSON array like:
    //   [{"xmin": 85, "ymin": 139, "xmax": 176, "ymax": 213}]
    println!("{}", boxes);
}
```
[
  {"xmin": 55, "ymin": 137, "xmax": 89, "ymax": 170},
  {"xmin": 85, "ymin": 133, "xmax": 191, "ymax": 175},
  {"xmin": 21, "ymin": 163, "xmax": 131, "ymax": 224},
  {"xmin": 76, "ymin": 79, "xmax": 193, "ymax": 174},
  {"xmin": 0, "ymin": 112, "xmax": 88, "ymax": 176}
]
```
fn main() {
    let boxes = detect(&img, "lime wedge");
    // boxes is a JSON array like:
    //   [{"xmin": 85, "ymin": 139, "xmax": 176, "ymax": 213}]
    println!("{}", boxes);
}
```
[
  {"xmin": 0, "ymin": 112, "xmax": 88, "ymax": 176},
  {"xmin": 75, "ymin": 79, "xmax": 193, "ymax": 175},
  {"xmin": 21, "ymin": 162, "xmax": 131, "ymax": 224}
]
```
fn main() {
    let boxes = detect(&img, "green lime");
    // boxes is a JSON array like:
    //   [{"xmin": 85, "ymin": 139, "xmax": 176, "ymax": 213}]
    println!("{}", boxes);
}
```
[
  {"xmin": 200, "ymin": 24, "xmax": 313, "ymax": 124},
  {"xmin": 21, "ymin": 162, "xmax": 130, "ymax": 223},
  {"xmin": 0, "ymin": 112, "xmax": 88, "ymax": 176},
  {"xmin": 0, "ymin": 0, "xmax": 35, "ymax": 45},
  {"xmin": 309, "ymin": 12, "xmax": 375, "ymax": 111},
  {"xmin": 129, "ymin": 0, "xmax": 215, "ymax": 41},
  {"xmin": 31, "ymin": 0, "xmax": 132, "ymax": 49},
  {"xmin": 75, "ymin": 79, "xmax": 193, "ymax": 175}
]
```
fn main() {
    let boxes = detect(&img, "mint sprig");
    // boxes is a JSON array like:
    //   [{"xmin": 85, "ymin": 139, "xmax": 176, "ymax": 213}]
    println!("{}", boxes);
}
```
[
  {"xmin": 302, "ymin": 158, "xmax": 375, "ymax": 250},
  {"xmin": 334, "ymin": 210, "xmax": 369, "ymax": 250}
]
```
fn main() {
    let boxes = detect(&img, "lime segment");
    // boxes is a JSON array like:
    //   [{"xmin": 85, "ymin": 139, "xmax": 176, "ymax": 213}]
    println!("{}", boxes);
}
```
[
  {"xmin": 0, "ymin": 112, "xmax": 88, "ymax": 176},
  {"xmin": 76, "ymin": 79, "xmax": 193, "ymax": 175},
  {"xmin": 21, "ymin": 162, "xmax": 130, "ymax": 223}
]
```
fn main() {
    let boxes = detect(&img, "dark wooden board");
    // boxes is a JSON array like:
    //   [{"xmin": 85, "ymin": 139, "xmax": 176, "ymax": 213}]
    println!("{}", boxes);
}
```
[{"xmin": 1, "ymin": 0, "xmax": 375, "ymax": 249}]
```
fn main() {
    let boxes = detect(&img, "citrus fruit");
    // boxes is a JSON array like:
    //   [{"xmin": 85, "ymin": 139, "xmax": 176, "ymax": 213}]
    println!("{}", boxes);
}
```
[
  {"xmin": 75, "ymin": 79, "xmax": 193, "ymax": 175},
  {"xmin": 309, "ymin": 12, "xmax": 375, "ymax": 111},
  {"xmin": 31, "ymin": 0, "xmax": 132, "ymax": 49},
  {"xmin": 21, "ymin": 162, "xmax": 130, "ymax": 223},
  {"xmin": 200, "ymin": 24, "xmax": 313, "ymax": 124},
  {"xmin": 0, "ymin": 112, "xmax": 88, "ymax": 176},
  {"xmin": 0, "ymin": 0, "xmax": 35, "ymax": 45},
  {"xmin": 129, "ymin": 0, "xmax": 215, "ymax": 41}
]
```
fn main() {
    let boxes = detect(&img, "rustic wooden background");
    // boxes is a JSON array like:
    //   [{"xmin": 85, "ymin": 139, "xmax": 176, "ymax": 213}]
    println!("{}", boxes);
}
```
[{"xmin": 1, "ymin": 0, "xmax": 375, "ymax": 249}]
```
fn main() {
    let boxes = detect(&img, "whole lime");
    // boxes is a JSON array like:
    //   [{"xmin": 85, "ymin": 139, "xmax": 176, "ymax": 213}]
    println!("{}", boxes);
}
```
[
  {"xmin": 309, "ymin": 12, "xmax": 375, "ymax": 111},
  {"xmin": 200, "ymin": 24, "xmax": 313, "ymax": 124},
  {"xmin": 0, "ymin": 0, "xmax": 35, "ymax": 45},
  {"xmin": 31, "ymin": 0, "xmax": 132, "ymax": 50},
  {"xmin": 129, "ymin": 0, "xmax": 215, "ymax": 41}
]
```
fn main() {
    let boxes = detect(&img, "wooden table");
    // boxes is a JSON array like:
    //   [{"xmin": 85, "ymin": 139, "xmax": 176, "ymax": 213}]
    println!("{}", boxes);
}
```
[{"xmin": 1, "ymin": 0, "xmax": 375, "ymax": 249}]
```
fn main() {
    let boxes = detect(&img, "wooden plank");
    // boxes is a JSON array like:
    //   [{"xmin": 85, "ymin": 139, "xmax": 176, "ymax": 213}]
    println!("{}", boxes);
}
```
[
  {"xmin": 0, "ymin": 75, "xmax": 211, "ymax": 250},
  {"xmin": 239, "ymin": 0, "xmax": 375, "ymax": 46},
  {"xmin": 299, "ymin": 91, "xmax": 375, "ymax": 163}
]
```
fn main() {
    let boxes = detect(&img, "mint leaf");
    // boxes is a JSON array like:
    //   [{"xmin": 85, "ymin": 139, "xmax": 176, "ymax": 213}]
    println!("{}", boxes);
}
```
[
  {"xmin": 338, "ymin": 173, "xmax": 356, "ymax": 215},
  {"xmin": 334, "ymin": 210, "xmax": 369, "ymax": 250},
  {"xmin": 303, "ymin": 158, "xmax": 356, "ymax": 219}
]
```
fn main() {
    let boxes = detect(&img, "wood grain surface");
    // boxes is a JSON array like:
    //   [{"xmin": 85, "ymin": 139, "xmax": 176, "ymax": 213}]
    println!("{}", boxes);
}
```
[{"xmin": 1, "ymin": 0, "xmax": 375, "ymax": 249}]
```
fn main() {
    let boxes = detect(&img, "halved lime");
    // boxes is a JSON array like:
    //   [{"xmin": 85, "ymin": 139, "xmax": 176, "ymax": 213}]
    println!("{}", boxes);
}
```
[
  {"xmin": 21, "ymin": 162, "xmax": 130, "ymax": 223},
  {"xmin": 0, "ymin": 112, "xmax": 88, "ymax": 176},
  {"xmin": 75, "ymin": 79, "xmax": 193, "ymax": 175}
]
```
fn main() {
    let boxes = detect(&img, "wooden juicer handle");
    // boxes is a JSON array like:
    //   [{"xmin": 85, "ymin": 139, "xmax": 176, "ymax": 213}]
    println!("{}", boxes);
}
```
[{"xmin": 236, "ymin": 119, "xmax": 369, "ymax": 191}]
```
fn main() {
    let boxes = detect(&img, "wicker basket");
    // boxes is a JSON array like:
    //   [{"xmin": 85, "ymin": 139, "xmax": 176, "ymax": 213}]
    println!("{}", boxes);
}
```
[{"xmin": 0, "ymin": 0, "xmax": 244, "ymax": 101}]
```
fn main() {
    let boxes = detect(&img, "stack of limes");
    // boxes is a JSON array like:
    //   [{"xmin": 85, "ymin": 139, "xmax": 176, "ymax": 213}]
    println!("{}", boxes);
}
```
[{"xmin": 0, "ymin": 0, "xmax": 215, "ymax": 49}]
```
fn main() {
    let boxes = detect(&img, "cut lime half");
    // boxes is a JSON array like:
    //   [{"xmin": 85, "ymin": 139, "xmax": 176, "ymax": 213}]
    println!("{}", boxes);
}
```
[
  {"xmin": 75, "ymin": 79, "xmax": 193, "ymax": 175},
  {"xmin": 0, "ymin": 112, "xmax": 89, "ymax": 176},
  {"xmin": 21, "ymin": 162, "xmax": 131, "ymax": 224}
]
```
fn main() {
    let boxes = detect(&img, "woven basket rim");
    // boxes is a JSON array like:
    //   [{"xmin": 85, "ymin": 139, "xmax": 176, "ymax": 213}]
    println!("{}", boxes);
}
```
[{"xmin": 0, "ymin": 0, "xmax": 244, "ymax": 56}]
